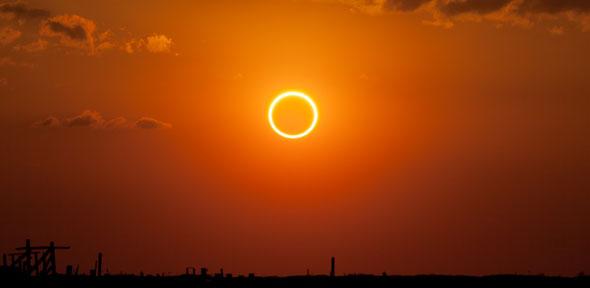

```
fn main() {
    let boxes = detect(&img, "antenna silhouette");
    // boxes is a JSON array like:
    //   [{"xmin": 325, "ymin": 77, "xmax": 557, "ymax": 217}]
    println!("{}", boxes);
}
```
[{"xmin": 330, "ymin": 256, "xmax": 335, "ymax": 277}]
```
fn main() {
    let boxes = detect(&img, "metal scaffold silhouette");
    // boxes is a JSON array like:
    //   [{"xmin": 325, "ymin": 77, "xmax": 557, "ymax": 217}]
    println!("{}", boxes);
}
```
[{"xmin": 2, "ymin": 239, "xmax": 70, "ymax": 276}]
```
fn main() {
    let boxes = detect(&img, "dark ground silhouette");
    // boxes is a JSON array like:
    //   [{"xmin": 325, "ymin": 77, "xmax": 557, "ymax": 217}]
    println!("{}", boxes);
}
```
[
  {"xmin": 1, "ymin": 272, "xmax": 589, "ymax": 288},
  {"xmin": 2, "ymin": 240, "xmax": 589, "ymax": 287}
]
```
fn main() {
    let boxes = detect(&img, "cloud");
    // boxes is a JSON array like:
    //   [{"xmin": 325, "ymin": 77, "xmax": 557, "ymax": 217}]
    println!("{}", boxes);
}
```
[
  {"xmin": 39, "ymin": 14, "xmax": 96, "ymax": 54},
  {"xmin": 123, "ymin": 38, "xmax": 143, "ymax": 54},
  {"xmin": 62, "ymin": 110, "xmax": 103, "ymax": 128},
  {"xmin": 145, "ymin": 34, "xmax": 172, "ymax": 53},
  {"xmin": 518, "ymin": 0, "xmax": 590, "ymax": 14},
  {"xmin": 13, "ymin": 38, "xmax": 47, "ymax": 52},
  {"xmin": 37, "ymin": 15, "xmax": 174, "ymax": 55},
  {"xmin": 124, "ymin": 34, "xmax": 174, "ymax": 54},
  {"xmin": 548, "ymin": 25, "xmax": 564, "ymax": 35},
  {"xmin": 45, "ymin": 19, "xmax": 87, "ymax": 40},
  {"xmin": 370, "ymin": 0, "xmax": 590, "ymax": 15},
  {"xmin": 95, "ymin": 30, "xmax": 115, "ymax": 52},
  {"xmin": 0, "ymin": 26, "xmax": 21, "ymax": 45},
  {"xmin": 331, "ymin": 0, "xmax": 590, "ymax": 31},
  {"xmin": 440, "ymin": 0, "xmax": 512, "ymax": 16},
  {"xmin": 332, "ymin": 0, "xmax": 433, "ymax": 14},
  {"xmin": 103, "ymin": 116, "xmax": 130, "ymax": 129},
  {"xmin": 384, "ymin": 0, "xmax": 432, "ymax": 11},
  {"xmin": 31, "ymin": 116, "xmax": 60, "ymax": 128},
  {"xmin": 1, "ymin": 2, "xmax": 176, "ymax": 56},
  {"xmin": 32, "ymin": 111, "xmax": 172, "ymax": 130},
  {"xmin": 0, "ymin": 1, "xmax": 50, "ymax": 22},
  {"xmin": 135, "ymin": 117, "xmax": 172, "ymax": 129}
]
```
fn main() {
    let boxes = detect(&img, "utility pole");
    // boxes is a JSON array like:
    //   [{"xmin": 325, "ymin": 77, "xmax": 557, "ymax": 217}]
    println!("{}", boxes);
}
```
[
  {"xmin": 97, "ymin": 253, "xmax": 103, "ymax": 276},
  {"xmin": 330, "ymin": 257, "xmax": 335, "ymax": 277}
]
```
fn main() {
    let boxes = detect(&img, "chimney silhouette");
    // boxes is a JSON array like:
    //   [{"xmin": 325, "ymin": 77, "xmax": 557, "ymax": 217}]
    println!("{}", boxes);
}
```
[{"xmin": 330, "ymin": 257, "xmax": 335, "ymax": 277}]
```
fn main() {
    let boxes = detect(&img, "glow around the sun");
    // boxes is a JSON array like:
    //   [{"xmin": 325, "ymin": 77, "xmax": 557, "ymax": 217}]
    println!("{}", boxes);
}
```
[{"xmin": 268, "ymin": 91, "xmax": 318, "ymax": 139}]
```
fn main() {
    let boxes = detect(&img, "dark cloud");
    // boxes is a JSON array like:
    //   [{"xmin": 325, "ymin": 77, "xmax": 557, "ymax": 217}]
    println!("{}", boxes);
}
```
[
  {"xmin": 39, "ymin": 15, "xmax": 97, "ymax": 54},
  {"xmin": 0, "ymin": 2, "xmax": 50, "ymax": 20},
  {"xmin": 336, "ymin": 0, "xmax": 590, "ymax": 31},
  {"xmin": 347, "ymin": 0, "xmax": 590, "ymax": 16},
  {"xmin": 433, "ymin": 0, "xmax": 590, "ymax": 30},
  {"xmin": 31, "ymin": 116, "xmax": 60, "ymax": 128},
  {"xmin": 45, "ymin": 20, "xmax": 87, "ymax": 40},
  {"xmin": 440, "ymin": 0, "xmax": 512, "ymax": 16},
  {"xmin": 383, "ymin": 0, "xmax": 431, "ymax": 11},
  {"xmin": 135, "ymin": 117, "xmax": 172, "ymax": 129},
  {"xmin": 518, "ymin": 0, "xmax": 590, "ymax": 14},
  {"xmin": 438, "ymin": 0, "xmax": 590, "ymax": 16}
]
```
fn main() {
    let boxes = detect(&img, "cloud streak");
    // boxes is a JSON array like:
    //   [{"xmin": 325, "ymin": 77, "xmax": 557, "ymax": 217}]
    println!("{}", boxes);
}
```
[
  {"xmin": 0, "ymin": 26, "xmax": 21, "ymax": 45},
  {"xmin": 440, "ymin": 0, "xmax": 512, "ymax": 16},
  {"xmin": 0, "ymin": 1, "xmax": 50, "ymax": 21},
  {"xmin": 135, "ymin": 117, "xmax": 173, "ymax": 129},
  {"xmin": 33, "ymin": 110, "xmax": 172, "ymax": 130},
  {"xmin": 333, "ymin": 0, "xmax": 590, "ymax": 31}
]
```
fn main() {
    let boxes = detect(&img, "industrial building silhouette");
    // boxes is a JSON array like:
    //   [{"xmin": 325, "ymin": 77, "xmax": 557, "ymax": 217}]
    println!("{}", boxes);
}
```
[{"xmin": 1, "ymin": 239, "xmax": 589, "ymax": 288}]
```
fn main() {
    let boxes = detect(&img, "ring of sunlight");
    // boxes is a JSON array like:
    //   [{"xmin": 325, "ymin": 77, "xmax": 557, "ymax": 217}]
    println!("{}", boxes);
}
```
[{"xmin": 268, "ymin": 91, "xmax": 318, "ymax": 139}]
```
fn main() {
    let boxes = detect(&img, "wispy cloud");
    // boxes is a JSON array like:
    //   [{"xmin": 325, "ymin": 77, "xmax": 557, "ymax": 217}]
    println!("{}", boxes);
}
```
[
  {"xmin": 330, "ymin": 0, "xmax": 590, "ymax": 32},
  {"xmin": 31, "ymin": 115, "xmax": 60, "ymax": 128},
  {"xmin": 0, "ymin": 1, "xmax": 49, "ymax": 22},
  {"xmin": 32, "ymin": 110, "xmax": 172, "ymax": 130},
  {"xmin": 135, "ymin": 117, "xmax": 173, "ymax": 129},
  {"xmin": 13, "ymin": 38, "xmax": 47, "ymax": 52},
  {"xmin": 0, "ymin": 26, "xmax": 21, "ymax": 45}
]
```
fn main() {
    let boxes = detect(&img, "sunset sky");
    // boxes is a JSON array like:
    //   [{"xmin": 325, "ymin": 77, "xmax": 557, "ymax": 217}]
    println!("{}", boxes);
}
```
[{"xmin": 1, "ymin": 0, "xmax": 589, "ymax": 276}]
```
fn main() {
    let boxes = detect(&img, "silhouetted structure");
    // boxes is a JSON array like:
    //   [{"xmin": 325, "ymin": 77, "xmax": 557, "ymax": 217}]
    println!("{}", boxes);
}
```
[
  {"xmin": 1, "ymin": 273, "xmax": 588, "ymax": 288},
  {"xmin": 97, "ymin": 253, "xmax": 103, "ymax": 277},
  {"xmin": 66, "ymin": 265, "xmax": 73, "ymax": 276},
  {"xmin": 185, "ymin": 267, "xmax": 196, "ymax": 275},
  {"xmin": 5, "ymin": 239, "xmax": 69, "ymax": 276},
  {"xmin": 330, "ymin": 257, "xmax": 335, "ymax": 277},
  {"xmin": 2, "ymin": 240, "xmax": 589, "ymax": 288}
]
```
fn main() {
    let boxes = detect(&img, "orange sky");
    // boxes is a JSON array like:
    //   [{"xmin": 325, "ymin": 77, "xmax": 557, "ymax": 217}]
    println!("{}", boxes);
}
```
[{"xmin": 1, "ymin": 0, "xmax": 590, "ymax": 276}]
